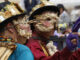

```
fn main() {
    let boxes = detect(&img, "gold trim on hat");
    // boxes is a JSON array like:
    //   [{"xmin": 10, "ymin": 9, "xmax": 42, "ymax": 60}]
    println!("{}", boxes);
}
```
[
  {"xmin": 0, "ymin": 12, "xmax": 5, "ymax": 23},
  {"xmin": 0, "ymin": 2, "xmax": 25, "ymax": 23},
  {"xmin": 6, "ymin": 4, "xmax": 21, "ymax": 15},
  {"xmin": 30, "ymin": 0, "xmax": 54, "ymax": 14}
]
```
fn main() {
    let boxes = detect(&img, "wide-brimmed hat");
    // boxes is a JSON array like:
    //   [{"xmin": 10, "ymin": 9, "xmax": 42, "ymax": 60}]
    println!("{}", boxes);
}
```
[
  {"xmin": 29, "ymin": 5, "xmax": 59, "ymax": 20},
  {"xmin": 0, "ymin": 1, "xmax": 27, "ymax": 28}
]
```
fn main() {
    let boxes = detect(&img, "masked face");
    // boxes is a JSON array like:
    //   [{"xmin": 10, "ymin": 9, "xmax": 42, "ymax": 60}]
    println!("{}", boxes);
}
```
[
  {"xmin": 34, "ymin": 12, "xmax": 58, "ymax": 32},
  {"xmin": 13, "ymin": 15, "xmax": 32, "ymax": 39}
]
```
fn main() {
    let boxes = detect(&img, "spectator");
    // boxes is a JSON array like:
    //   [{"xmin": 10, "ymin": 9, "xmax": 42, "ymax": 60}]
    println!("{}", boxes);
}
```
[{"xmin": 57, "ymin": 4, "xmax": 71, "ymax": 26}]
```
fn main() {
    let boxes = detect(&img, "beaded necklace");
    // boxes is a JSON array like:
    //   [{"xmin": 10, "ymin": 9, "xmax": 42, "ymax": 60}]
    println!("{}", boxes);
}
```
[{"xmin": 0, "ymin": 36, "xmax": 17, "ymax": 50}]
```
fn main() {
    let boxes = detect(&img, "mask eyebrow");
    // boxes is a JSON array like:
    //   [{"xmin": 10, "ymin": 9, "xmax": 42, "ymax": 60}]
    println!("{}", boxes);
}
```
[{"xmin": 35, "ymin": 13, "xmax": 59, "ymax": 20}]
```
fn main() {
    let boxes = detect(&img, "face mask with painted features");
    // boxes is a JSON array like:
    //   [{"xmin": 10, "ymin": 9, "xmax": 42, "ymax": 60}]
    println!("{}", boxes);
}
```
[
  {"xmin": 34, "ymin": 12, "xmax": 58, "ymax": 32},
  {"xmin": 13, "ymin": 15, "xmax": 32, "ymax": 39}
]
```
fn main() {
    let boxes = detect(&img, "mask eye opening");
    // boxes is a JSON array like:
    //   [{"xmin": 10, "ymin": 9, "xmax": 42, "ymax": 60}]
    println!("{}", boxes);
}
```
[{"xmin": 46, "ymin": 18, "xmax": 51, "ymax": 21}]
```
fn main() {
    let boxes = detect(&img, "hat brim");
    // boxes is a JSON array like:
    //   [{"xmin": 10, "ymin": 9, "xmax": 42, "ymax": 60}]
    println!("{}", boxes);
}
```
[
  {"xmin": 0, "ymin": 12, "xmax": 27, "ymax": 28},
  {"xmin": 29, "ymin": 5, "xmax": 59, "ymax": 20}
]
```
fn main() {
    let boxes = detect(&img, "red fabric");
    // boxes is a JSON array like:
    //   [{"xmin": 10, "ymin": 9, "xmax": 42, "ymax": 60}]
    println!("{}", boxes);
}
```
[
  {"xmin": 26, "ymin": 32, "xmax": 72, "ymax": 60},
  {"xmin": 69, "ymin": 48, "xmax": 80, "ymax": 60}
]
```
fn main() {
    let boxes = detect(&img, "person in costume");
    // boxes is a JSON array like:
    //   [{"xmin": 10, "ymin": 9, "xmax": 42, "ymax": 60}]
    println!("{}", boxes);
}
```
[
  {"xmin": 30, "ymin": 0, "xmax": 59, "ymax": 55},
  {"xmin": 26, "ymin": 5, "xmax": 79, "ymax": 60},
  {"xmin": 0, "ymin": 1, "xmax": 34, "ymax": 60}
]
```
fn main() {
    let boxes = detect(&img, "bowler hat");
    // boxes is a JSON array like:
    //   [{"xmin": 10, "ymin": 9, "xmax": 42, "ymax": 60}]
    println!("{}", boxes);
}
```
[{"xmin": 29, "ymin": 5, "xmax": 59, "ymax": 20}]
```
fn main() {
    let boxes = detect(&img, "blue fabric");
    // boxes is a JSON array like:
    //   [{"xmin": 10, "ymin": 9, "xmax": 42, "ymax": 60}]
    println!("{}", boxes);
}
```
[
  {"xmin": 8, "ymin": 43, "xmax": 34, "ymax": 60},
  {"xmin": 72, "ymin": 17, "xmax": 80, "ymax": 32},
  {"xmin": 72, "ymin": 17, "xmax": 80, "ymax": 48}
]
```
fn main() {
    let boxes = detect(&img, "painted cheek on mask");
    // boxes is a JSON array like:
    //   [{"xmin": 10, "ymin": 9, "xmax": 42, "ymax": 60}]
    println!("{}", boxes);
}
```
[
  {"xmin": 19, "ymin": 24, "xmax": 32, "ymax": 33},
  {"xmin": 42, "ymin": 21, "xmax": 51, "ymax": 27}
]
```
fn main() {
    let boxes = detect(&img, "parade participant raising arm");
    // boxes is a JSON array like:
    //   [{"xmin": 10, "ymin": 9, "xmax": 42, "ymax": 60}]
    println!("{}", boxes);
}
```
[
  {"xmin": 0, "ymin": 1, "xmax": 34, "ymax": 60},
  {"xmin": 26, "ymin": 6, "xmax": 79, "ymax": 60},
  {"xmin": 68, "ymin": 17, "xmax": 80, "ymax": 60}
]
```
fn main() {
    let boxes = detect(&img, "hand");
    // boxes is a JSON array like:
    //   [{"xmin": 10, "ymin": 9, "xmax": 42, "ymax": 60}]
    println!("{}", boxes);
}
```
[{"xmin": 66, "ymin": 33, "xmax": 79, "ymax": 51}]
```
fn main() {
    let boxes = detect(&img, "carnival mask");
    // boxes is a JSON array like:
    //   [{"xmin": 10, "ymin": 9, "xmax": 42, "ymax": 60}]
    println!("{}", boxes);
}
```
[
  {"xmin": 13, "ymin": 15, "xmax": 32, "ymax": 39},
  {"xmin": 34, "ymin": 12, "xmax": 58, "ymax": 32}
]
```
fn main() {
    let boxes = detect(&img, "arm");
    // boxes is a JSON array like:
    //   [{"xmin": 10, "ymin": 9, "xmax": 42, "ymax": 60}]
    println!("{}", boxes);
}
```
[
  {"xmin": 69, "ymin": 48, "xmax": 80, "ymax": 60},
  {"xmin": 26, "ymin": 33, "xmax": 78, "ymax": 60},
  {"xmin": 27, "ymin": 42, "xmax": 72, "ymax": 60}
]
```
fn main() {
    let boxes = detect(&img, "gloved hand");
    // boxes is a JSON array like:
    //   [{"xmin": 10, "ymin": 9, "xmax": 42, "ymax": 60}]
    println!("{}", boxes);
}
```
[{"xmin": 66, "ymin": 33, "xmax": 79, "ymax": 51}]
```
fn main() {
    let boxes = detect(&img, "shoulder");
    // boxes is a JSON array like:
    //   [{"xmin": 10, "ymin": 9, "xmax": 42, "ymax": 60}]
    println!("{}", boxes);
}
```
[
  {"xmin": 63, "ymin": 11, "xmax": 69, "ymax": 15},
  {"xmin": 15, "ymin": 43, "xmax": 31, "ymax": 52},
  {"xmin": 10, "ymin": 43, "xmax": 33, "ymax": 57},
  {"xmin": 27, "ymin": 39, "xmax": 40, "ymax": 46},
  {"xmin": 26, "ymin": 39, "xmax": 41, "ymax": 49},
  {"xmin": 15, "ymin": 43, "xmax": 34, "ymax": 59},
  {"xmin": 8, "ymin": 43, "xmax": 34, "ymax": 60}
]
